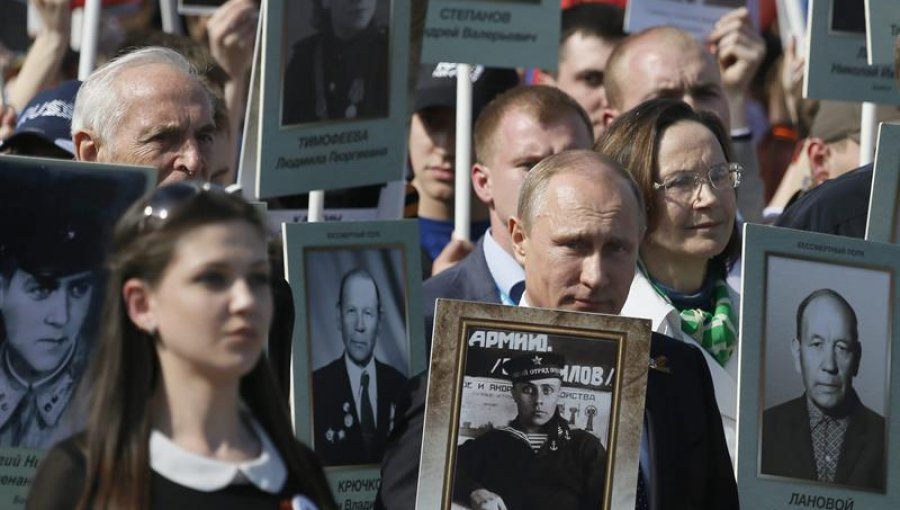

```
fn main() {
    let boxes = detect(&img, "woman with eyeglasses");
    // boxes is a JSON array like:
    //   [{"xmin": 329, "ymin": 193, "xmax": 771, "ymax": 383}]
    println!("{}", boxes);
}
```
[
  {"xmin": 27, "ymin": 183, "xmax": 335, "ymax": 510},
  {"xmin": 594, "ymin": 98, "xmax": 742, "ymax": 462}
]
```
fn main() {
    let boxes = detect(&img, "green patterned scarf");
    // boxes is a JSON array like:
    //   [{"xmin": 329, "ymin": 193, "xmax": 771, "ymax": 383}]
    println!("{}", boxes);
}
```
[{"xmin": 641, "ymin": 262, "xmax": 737, "ymax": 366}]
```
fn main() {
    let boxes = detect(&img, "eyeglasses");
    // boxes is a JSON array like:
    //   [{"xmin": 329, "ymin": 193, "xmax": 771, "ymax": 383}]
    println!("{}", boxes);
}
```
[
  {"xmin": 139, "ymin": 181, "xmax": 228, "ymax": 231},
  {"xmin": 652, "ymin": 162, "xmax": 742, "ymax": 201}
]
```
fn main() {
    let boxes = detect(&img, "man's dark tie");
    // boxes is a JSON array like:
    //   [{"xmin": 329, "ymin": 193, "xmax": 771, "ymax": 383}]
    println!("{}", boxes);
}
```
[
  {"xmin": 509, "ymin": 280, "xmax": 526, "ymax": 304},
  {"xmin": 360, "ymin": 371, "xmax": 376, "ymax": 452}
]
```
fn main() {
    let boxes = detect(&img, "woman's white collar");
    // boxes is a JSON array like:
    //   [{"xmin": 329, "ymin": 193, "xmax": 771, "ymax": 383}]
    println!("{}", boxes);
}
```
[{"xmin": 149, "ymin": 416, "xmax": 287, "ymax": 493}]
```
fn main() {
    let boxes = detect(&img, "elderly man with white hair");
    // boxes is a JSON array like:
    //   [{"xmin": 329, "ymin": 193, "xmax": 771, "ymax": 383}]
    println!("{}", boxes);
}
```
[{"xmin": 71, "ymin": 46, "xmax": 217, "ymax": 185}]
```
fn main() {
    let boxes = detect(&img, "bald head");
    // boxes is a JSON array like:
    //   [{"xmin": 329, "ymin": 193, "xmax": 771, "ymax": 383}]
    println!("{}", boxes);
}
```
[
  {"xmin": 792, "ymin": 289, "xmax": 861, "ymax": 413},
  {"xmin": 604, "ymin": 27, "xmax": 729, "ymax": 127}
]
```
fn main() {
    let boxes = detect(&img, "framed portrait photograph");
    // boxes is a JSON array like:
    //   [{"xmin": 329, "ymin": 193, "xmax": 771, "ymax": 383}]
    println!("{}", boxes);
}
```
[
  {"xmin": 865, "ymin": 122, "xmax": 900, "ymax": 243},
  {"xmin": 243, "ymin": 0, "xmax": 408, "ymax": 198},
  {"xmin": 417, "ymin": 300, "xmax": 651, "ymax": 510},
  {"xmin": 804, "ymin": 0, "xmax": 900, "ymax": 104},
  {"xmin": 0, "ymin": 155, "xmax": 154, "ymax": 507},
  {"xmin": 737, "ymin": 223, "xmax": 900, "ymax": 508},
  {"xmin": 421, "ymin": 0, "xmax": 562, "ymax": 70},
  {"xmin": 281, "ymin": 220, "xmax": 425, "ymax": 507}
]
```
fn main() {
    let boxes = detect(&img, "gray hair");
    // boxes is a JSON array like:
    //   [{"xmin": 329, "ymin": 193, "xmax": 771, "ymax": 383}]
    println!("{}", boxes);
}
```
[{"xmin": 72, "ymin": 47, "xmax": 204, "ymax": 148}]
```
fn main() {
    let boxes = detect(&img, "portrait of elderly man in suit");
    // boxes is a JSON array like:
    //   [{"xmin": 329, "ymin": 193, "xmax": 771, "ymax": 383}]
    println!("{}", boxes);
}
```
[
  {"xmin": 761, "ymin": 288, "xmax": 885, "ymax": 492},
  {"xmin": 312, "ymin": 268, "xmax": 407, "ymax": 466}
]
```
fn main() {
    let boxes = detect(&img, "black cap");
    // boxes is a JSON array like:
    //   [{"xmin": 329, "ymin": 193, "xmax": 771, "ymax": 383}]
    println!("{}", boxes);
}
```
[
  {"xmin": 414, "ymin": 63, "xmax": 520, "ymax": 118},
  {"xmin": 503, "ymin": 352, "xmax": 566, "ymax": 383},
  {"xmin": 0, "ymin": 168, "xmax": 120, "ymax": 277}
]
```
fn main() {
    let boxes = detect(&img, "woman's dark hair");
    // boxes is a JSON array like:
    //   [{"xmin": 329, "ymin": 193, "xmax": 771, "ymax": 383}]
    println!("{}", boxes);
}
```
[
  {"xmin": 594, "ymin": 98, "xmax": 741, "ymax": 270},
  {"xmin": 77, "ymin": 188, "xmax": 335, "ymax": 509}
]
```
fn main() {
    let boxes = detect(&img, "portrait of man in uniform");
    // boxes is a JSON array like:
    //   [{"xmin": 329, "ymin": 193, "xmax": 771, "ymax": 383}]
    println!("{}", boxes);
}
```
[
  {"xmin": 282, "ymin": 0, "xmax": 390, "ymax": 125},
  {"xmin": 0, "ymin": 167, "xmax": 139, "ymax": 450},
  {"xmin": 761, "ymin": 288, "xmax": 886, "ymax": 492},
  {"xmin": 452, "ymin": 352, "xmax": 607, "ymax": 510},
  {"xmin": 312, "ymin": 267, "xmax": 407, "ymax": 466}
]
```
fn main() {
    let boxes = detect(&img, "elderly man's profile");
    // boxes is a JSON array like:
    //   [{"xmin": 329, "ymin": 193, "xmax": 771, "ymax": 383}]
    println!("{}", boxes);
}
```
[
  {"xmin": 312, "ymin": 268, "xmax": 406, "ymax": 466},
  {"xmin": 282, "ymin": 0, "xmax": 389, "ymax": 125},
  {"xmin": 453, "ymin": 352, "xmax": 607, "ymax": 510},
  {"xmin": 761, "ymin": 288, "xmax": 886, "ymax": 492}
]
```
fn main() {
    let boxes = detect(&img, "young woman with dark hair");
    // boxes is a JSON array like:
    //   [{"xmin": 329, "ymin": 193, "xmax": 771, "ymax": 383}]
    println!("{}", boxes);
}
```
[{"xmin": 27, "ymin": 183, "xmax": 335, "ymax": 510}]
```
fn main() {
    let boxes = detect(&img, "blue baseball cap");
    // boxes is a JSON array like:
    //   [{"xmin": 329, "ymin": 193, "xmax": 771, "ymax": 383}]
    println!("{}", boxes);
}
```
[{"xmin": 0, "ymin": 80, "xmax": 81, "ymax": 156}]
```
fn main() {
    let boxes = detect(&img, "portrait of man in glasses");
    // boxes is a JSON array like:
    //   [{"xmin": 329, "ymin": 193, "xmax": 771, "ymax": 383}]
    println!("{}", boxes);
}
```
[
  {"xmin": 761, "ymin": 288, "xmax": 886, "ymax": 492},
  {"xmin": 311, "ymin": 266, "xmax": 407, "ymax": 467}
]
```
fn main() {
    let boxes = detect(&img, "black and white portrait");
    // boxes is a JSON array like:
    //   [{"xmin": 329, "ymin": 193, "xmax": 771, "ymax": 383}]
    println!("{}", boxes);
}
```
[
  {"xmin": 451, "ymin": 327, "xmax": 614, "ymax": 510},
  {"xmin": 760, "ymin": 256, "xmax": 889, "ymax": 492},
  {"xmin": 305, "ymin": 247, "xmax": 408, "ymax": 467},
  {"xmin": 281, "ymin": 0, "xmax": 391, "ymax": 126},
  {"xmin": 829, "ymin": 0, "xmax": 866, "ymax": 35},
  {"xmin": 0, "ymin": 158, "xmax": 148, "ymax": 450}
]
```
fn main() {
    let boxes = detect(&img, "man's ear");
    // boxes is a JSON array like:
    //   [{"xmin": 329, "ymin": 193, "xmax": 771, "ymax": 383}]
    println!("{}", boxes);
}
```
[
  {"xmin": 852, "ymin": 342, "xmax": 861, "ymax": 377},
  {"xmin": 122, "ymin": 278, "xmax": 156, "ymax": 335},
  {"xmin": 533, "ymin": 69, "xmax": 557, "ymax": 86},
  {"xmin": 509, "ymin": 215, "xmax": 528, "ymax": 267},
  {"xmin": 601, "ymin": 108, "xmax": 619, "ymax": 128},
  {"xmin": 790, "ymin": 337, "xmax": 802, "ymax": 375},
  {"xmin": 806, "ymin": 138, "xmax": 831, "ymax": 185},
  {"xmin": 472, "ymin": 163, "xmax": 493, "ymax": 206},
  {"xmin": 73, "ymin": 130, "xmax": 100, "ymax": 162}
]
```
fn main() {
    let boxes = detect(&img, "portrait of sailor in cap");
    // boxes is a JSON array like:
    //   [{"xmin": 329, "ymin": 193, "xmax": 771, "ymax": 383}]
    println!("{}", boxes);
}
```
[
  {"xmin": 453, "ymin": 351, "xmax": 607, "ymax": 510},
  {"xmin": 0, "ymin": 171, "xmax": 117, "ymax": 449}
]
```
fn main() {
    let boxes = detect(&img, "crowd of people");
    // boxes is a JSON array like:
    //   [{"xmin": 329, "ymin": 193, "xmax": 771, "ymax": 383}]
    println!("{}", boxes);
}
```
[{"xmin": 0, "ymin": 0, "xmax": 898, "ymax": 508}]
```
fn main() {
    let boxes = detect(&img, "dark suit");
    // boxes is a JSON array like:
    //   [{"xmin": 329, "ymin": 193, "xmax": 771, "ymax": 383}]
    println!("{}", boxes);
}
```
[
  {"xmin": 423, "ymin": 236, "xmax": 500, "ymax": 348},
  {"xmin": 776, "ymin": 164, "xmax": 872, "ymax": 238},
  {"xmin": 761, "ymin": 393, "xmax": 885, "ymax": 492},
  {"xmin": 312, "ymin": 355, "xmax": 407, "ymax": 467},
  {"xmin": 375, "ymin": 333, "xmax": 738, "ymax": 510}
]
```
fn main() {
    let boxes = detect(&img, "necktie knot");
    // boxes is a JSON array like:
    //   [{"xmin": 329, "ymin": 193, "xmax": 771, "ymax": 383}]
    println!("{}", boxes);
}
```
[{"xmin": 361, "ymin": 370, "xmax": 370, "ymax": 389}]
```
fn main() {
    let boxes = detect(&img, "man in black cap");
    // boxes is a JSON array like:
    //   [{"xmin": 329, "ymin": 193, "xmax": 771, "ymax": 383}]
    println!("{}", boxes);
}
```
[
  {"xmin": 453, "ymin": 351, "xmax": 606, "ymax": 510},
  {"xmin": 408, "ymin": 63, "xmax": 517, "ymax": 276}
]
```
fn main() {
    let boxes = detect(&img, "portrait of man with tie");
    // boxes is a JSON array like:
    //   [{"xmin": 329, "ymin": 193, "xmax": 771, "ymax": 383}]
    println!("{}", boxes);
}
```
[
  {"xmin": 311, "ymin": 267, "xmax": 408, "ymax": 466},
  {"xmin": 761, "ymin": 288, "xmax": 886, "ymax": 492}
]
